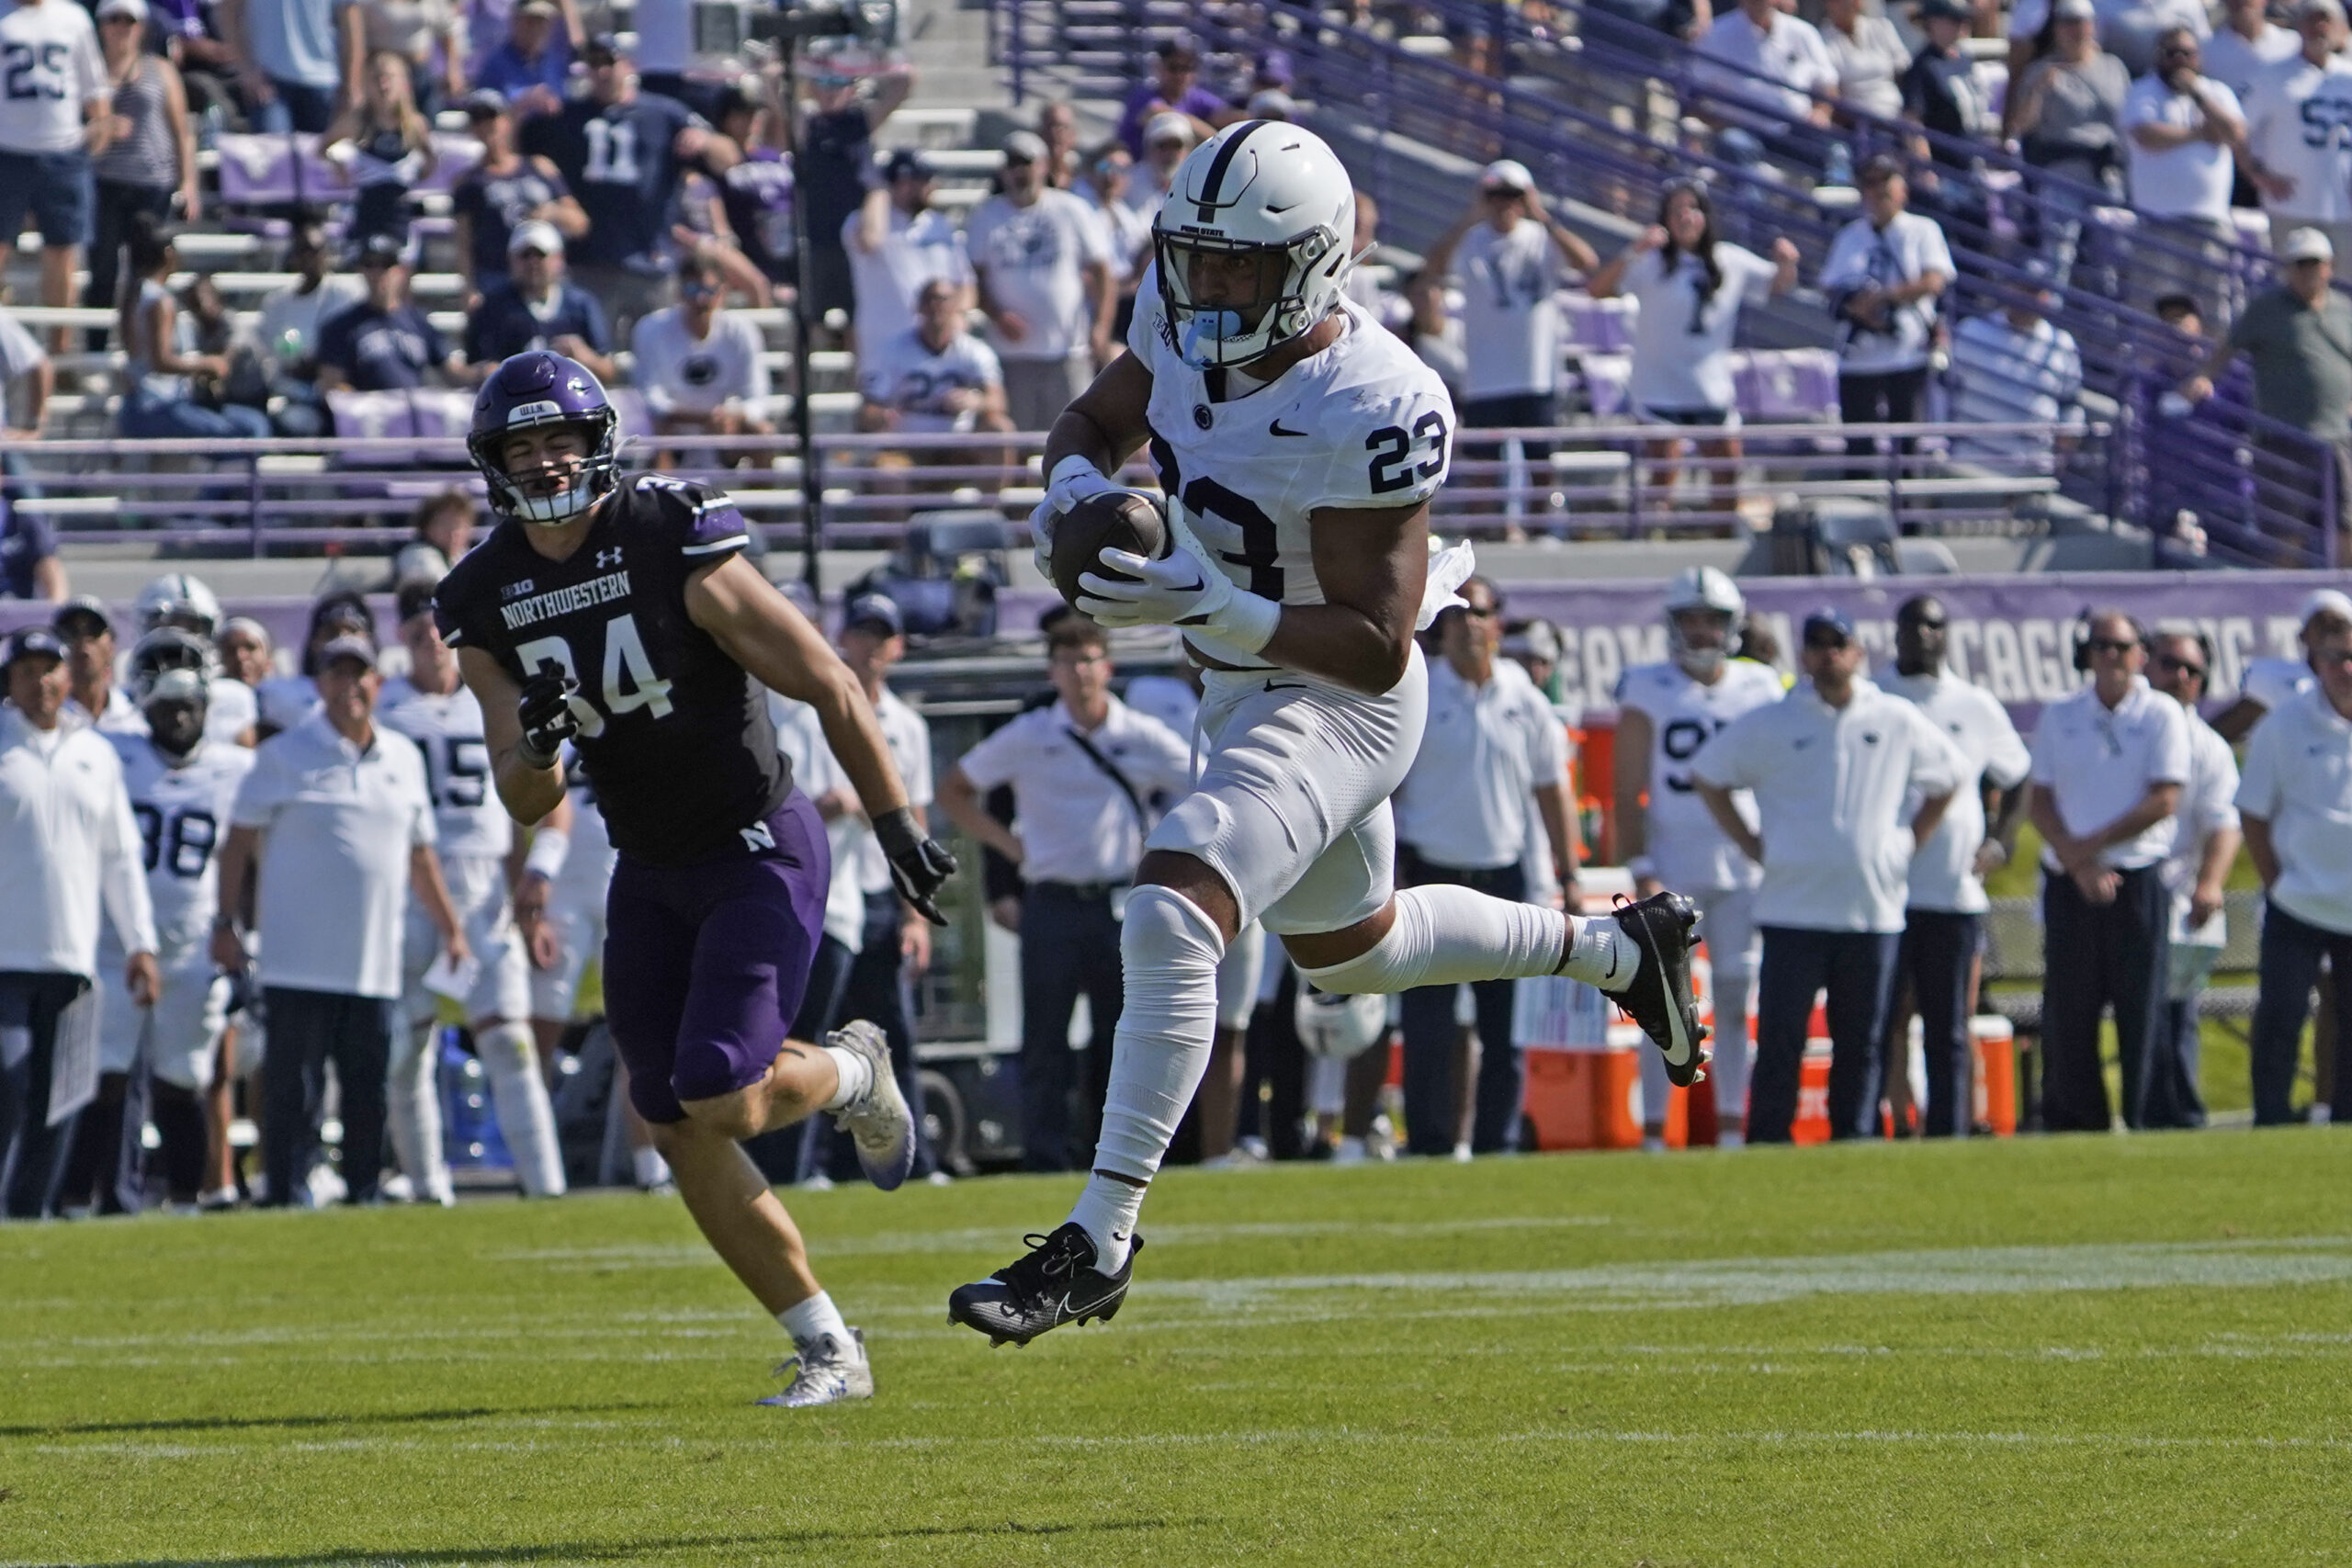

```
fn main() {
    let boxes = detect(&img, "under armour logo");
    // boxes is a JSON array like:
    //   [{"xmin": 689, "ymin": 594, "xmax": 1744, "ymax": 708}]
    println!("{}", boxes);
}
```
[
  {"xmin": 741, "ymin": 821, "xmax": 776, "ymax": 852},
  {"xmin": 598, "ymin": 548, "xmax": 624, "ymax": 569}
]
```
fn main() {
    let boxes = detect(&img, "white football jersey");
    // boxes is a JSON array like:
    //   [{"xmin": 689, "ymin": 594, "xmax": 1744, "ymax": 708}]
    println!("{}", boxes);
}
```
[
  {"xmin": 1616, "ymin": 658, "xmax": 1785, "ymax": 894},
  {"xmin": 551, "ymin": 765, "xmax": 616, "ymax": 903},
  {"xmin": 856, "ymin": 325, "xmax": 1002, "ymax": 434},
  {"xmin": 379, "ymin": 677, "xmax": 512, "ymax": 860},
  {"xmin": 0, "ymin": 0, "xmax": 107, "ymax": 156},
  {"xmin": 207, "ymin": 678, "xmax": 258, "ymax": 746},
  {"xmin": 2245, "ymin": 61, "xmax": 2352, "ymax": 224},
  {"xmin": 106, "ymin": 734, "xmax": 256, "ymax": 958},
  {"xmin": 1130, "ymin": 264, "xmax": 1453, "ymax": 672}
]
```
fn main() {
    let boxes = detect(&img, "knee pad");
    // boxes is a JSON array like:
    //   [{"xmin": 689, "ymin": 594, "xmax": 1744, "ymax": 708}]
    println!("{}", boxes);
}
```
[
  {"xmin": 1120, "ymin": 884, "xmax": 1227, "ymax": 976},
  {"xmin": 473, "ymin": 1021, "xmax": 540, "ymax": 1079}
]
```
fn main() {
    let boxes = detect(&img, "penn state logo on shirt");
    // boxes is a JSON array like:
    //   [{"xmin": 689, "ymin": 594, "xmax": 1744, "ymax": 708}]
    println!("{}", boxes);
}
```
[
  {"xmin": 683, "ymin": 355, "xmax": 718, "ymax": 388},
  {"xmin": 1193, "ymin": 403, "xmax": 1213, "ymax": 430}
]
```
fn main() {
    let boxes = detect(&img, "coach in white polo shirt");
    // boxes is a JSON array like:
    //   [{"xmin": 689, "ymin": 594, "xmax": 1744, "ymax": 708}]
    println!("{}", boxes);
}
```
[
  {"xmin": 2238, "ymin": 612, "xmax": 2352, "ymax": 1126},
  {"xmin": 2027, "ymin": 609, "xmax": 2190, "ymax": 1133},
  {"xmin": 0, "ymin": 627, "xmax": 156, "ymax": 1219},
  {"xmin": 2214, "ymin": 588, "xmax": 2352, "ymax": 740},
  {"xmin": 941, "ymin": 615, "xmax": 1191, "ymax": 1172},
  {"xmin": 1883, "ymin": 594, "xmax": 2032, "ymax": 1138},
  {"xmin": 213, "ymin": 636, "xmax": 466, "ymax": 1207},
  {"xmin": 1691, "ymin": 606, "xmax": 1962, "ymax": 1144},
  {"xmin": 1390, "ymin": 576, "xmax": 1579, "ymax": 1157}
]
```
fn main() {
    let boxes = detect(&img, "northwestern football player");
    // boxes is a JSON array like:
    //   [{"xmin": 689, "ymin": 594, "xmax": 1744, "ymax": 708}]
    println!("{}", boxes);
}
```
[
  {"xmin": 948, "ymin": 123, "xmax": 1709, "ymax": 1347},
  {"xmin": 434, "ymin": 351, "xmax": 957, "ymax": 1407}
]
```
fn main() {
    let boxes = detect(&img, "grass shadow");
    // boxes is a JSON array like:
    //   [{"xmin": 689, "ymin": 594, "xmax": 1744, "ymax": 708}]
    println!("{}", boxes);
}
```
[{"xmin": 0, "ymin": 1401, "xmax": 666, "ymax": 1441}]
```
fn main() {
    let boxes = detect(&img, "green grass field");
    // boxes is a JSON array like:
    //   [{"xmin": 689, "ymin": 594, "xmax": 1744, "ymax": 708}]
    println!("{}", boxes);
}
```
[{"xmin": 7, "ymin": 1134, "xmax": 2352, "ymax": 1566}]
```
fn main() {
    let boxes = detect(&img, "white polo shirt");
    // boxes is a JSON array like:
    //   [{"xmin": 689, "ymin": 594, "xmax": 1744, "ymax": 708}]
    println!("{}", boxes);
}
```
[
  {"xmin": 2236, "ymin": 685, "xmax": 2352, "ymax": 935},
  {"xmin": 848, "ymin": 683, "xmax": 933, "ymax": 899},
  {"xmin": 2202, "ymin": 20, "xmax": 2298, "ymax": 101},
  {"xmin": 2123, "ymin": 73, "xmax": 2245, "ymax": 222},
  {"xmin": 2165, "ymin": 706, "xmax": 2241, "ymax": 945},
  {"xmin": 1818, "ymin": 210, "xmax": 1954, "ymax": 375},
  {"xmin": 1693, "ymin": 7, "xmax": 1837, "ymax": 127},
  {"xmin": 955, "ymin": 695, "xmax": 1193, "ymax": 886},
  {"xmin": 1394, "ymin": 656, "xmax": 1570, "ymax": 872},
  {"xmin": 2239, "ymin": 654, "xmax": 2312, "ymax": 715},
  {"xmin": 2028, "ymin": 676, "xmax": 2191, "ymax": 872},
  {"xmin": 0, "ymin": 705, "xmax": 156, "ymax": 978},
  {"xmin": 1883, "ymin": 671, "xmax": 2032, "ymax": 915},
  {"xmin": 1690, "ymin": 677, "xmax": 1963, "ymax": 932},
  {"xmin": 768, "ymin": 692, "xmax": 865, "ymax": 952},
  {"xmin": 232, "ymin": 713, "xmax": 435, "ymax": 1000}
]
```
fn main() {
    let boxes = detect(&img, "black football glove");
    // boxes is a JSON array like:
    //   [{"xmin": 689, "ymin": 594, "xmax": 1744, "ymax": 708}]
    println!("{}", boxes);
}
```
[
  {"xmin": 515, "ymin": 660, "xmax": 582, "ymax": 769},
  {"xmin": 875, "ymin": 806, "xmax": 958, "ymax": 926}
]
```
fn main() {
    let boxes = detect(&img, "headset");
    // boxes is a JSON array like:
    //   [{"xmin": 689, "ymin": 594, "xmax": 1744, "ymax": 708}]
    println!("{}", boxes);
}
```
[{"xmin": 2070, "ymin": 607, "xmax": 2152, "ymax": 672}]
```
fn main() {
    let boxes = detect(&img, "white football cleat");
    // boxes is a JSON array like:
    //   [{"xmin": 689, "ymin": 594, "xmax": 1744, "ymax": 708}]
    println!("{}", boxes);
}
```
[
  {"xmin": 828, "ymin": 1021, "xmax": 917, "ymax": 1190},
  {"xmin": 758, "ymin": 1329, "xmax": 874, "ymax": 1408}
]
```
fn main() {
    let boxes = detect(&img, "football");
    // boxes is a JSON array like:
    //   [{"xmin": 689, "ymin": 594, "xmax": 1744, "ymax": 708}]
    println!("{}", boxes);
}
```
[{"xmin": 1050, "ymin": 490, "xmax": 1170, "ymax": 611}]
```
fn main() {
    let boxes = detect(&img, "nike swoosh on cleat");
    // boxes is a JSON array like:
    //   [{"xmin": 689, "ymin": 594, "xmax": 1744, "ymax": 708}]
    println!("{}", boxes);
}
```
[{"xmin": 1270, "ymin": 419, "xmax": 1308, "ymax": 437}]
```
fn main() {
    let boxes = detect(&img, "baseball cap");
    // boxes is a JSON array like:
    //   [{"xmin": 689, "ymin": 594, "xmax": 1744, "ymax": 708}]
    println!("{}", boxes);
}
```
[
  {"xmin": 1802, "ymin": 605, "xmax": 1857, "ymax": 645},
  {"xmin": 356, "ymin": 231, "xmax": 408, "ymax": 268},
  {"xmin": 317, "ymin": 635, "xmax": 377, "ymax": 671},
  {"xmin": 1479, "ymin": 158, "xmax": 1534, "ymax": 193},
  {"xmin": 1144, "ymin": 110, "xmax": 1195, "ymax": 147},
  {"xmin": 1917, "ymin": 0, "xmax": 1972, "ymax": 19},
  {"xmin": 53, "ymin": 594, "xmax": 111, "ymax": 636},
  {"xmin": 2300, "ymin": 587, "xmax": 2352, "ymax": 625},
  {"xmin": 2052, "ymin": 0, "xmax": 2096, "ymax": 19},
  {"xmin": 2304, "ymin": 0, "xmax": 2346, "ymax": 23},
  {"xmin": 1002, "ymin": 129, "xmax": 1047, "ymax": 164},
  {"xmin": 508, "ymin": 219, "xmax": 564, "ymax": 257},
  {"xmin": 96, "ymin": 0, "xmax": 148, "ymax": 20},
  {"xmin": 515, "ymin": 0, "xmax": 559, "ymax": 14},
  {"xmin": 582, "ymin": 30, "xmax": 626, "ymax": 62},
  {"xmin": 1857, "ymin": 150, "xmax": 1906, "ymax": 184},
  {"xmin": 460, "ymin": 87, "xmax": 508, "ymax": 118},
  {"xmin": 2283, "ymin": 227, "xmax": 2335, "ymax": 264},
  {"xmin": 1247, "ymin": 88, "xmax": 1296, "ymax": 120},
  {"xmin": 884, "ymin": 147, "xmax": 935, "ymax": 182},
  {"xmin": 843, "ymin": 592, "xmax": 904, "ymax": 637},
  {"xmin": 1155, "ymin": 37, "xmax": 1201, "ymax": 64},
  {"xmin": 4, "ymin": 626, "xmax": 66, "ymax": 667}
]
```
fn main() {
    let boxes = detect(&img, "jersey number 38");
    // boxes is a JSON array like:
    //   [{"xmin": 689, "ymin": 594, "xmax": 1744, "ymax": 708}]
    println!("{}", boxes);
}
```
[{"xmin": 515, "ymin": 612, "xmax": 673, "ymax": 738}]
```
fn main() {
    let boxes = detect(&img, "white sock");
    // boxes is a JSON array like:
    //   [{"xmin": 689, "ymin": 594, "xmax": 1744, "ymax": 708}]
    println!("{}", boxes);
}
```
[
  {"xmin": 1298, "ymin": 885, "xmax": 1570, "ymax": 995},
  {"xmin": 778, "ymin": 1289, "xmax": 850, "ymax": 1348},
  {"xmin": 387, "ymin": 1021, "xmax": 449, "ymax": 1194},
  {"xmin": 819, "ymin": 1043, "xmax": 872, "ymax": 1112},
  {"xmin": 1069, "ymin": 1174, "xmax": 1147, "ymax": 1274},
  {"xmin": 1559, "ymin": 915, "xmax": 1637, "ymax": 988},
  {"xmin": 477, "ymin": 1021, "xmax": 567, "ymax": 1197},
  {"xmin": 632, "ymin": 1145, "xmax": 671, "ymax": 1187}
]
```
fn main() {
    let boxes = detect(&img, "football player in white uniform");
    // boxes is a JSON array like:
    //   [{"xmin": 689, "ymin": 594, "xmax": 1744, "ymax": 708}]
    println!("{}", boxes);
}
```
[
  {"xmin": 89, "ymin": 636, "xmax": 256, "ymax": 1207},
  {"xmin": 134, "ymin": 573, "xmax": 257, "ymax": 748},
  {"xmin": 1612, "ymin": 568, "xmax": 1786, "ymax": 1149},
  {"xmin": 948, "ymin": 122, "xmax": 1706, "ymax": 1347},
  {"xmin": 380, "ymin": 582, "xmax": 566, "ymax": 1201}
]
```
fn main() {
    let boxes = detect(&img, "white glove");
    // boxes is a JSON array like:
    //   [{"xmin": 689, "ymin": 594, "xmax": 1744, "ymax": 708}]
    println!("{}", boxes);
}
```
[
  {"xmin": 1031, "ymin": 455, "xmax": 1121, "ymax": 578},
  {"xmin": 1079, "ymin": 514, "xmax": 1282, "ymax": 652}
]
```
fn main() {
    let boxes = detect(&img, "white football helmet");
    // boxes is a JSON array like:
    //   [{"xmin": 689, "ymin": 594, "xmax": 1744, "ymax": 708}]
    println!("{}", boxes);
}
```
[
  {"xmin": 129, "ymin": 626, "xmax": 213, "ymax": 706},
  {"xmin": 1153, "ymin": 119, "xmax": 1359, "ymax": 368},
  {"xmin": 1294, "ymin": 981, "xmax": 1389, "ymax": 1061},
  {"xmin": 1663, "ymin": 565, "xmax": 1744, "ymax": 679},
  {"xmin": 136, "ymin": 572, "xmax": 223, "ymax": 640}
]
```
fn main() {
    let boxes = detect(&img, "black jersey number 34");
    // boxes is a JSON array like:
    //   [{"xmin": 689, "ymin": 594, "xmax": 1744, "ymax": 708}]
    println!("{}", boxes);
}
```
[
  {"xmin": 1366, "ymin": 412, "xmax": 1449, "ymax": 496},
  {"xmin": 514, "ymin": 612, "xmax": 674, "ymax": 736}
]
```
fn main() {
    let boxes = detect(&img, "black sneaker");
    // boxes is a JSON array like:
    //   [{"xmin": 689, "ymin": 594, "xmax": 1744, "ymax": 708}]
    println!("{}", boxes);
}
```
[
  {"xmin": 1598, "ymin": 891, "xmax": 1710, "ymax": 1088},
  {"xmin": 946, "ymin": 1223, "xmax": 1142, "ymax": 1348}
]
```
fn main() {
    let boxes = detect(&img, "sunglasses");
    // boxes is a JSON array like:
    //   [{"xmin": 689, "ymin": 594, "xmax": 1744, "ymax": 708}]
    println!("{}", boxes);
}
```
[
  {"xmin": 1804, "ymin": 634, "xmax": 1851, "ymax": 651},
  {"xmin": 2154, "ymin": 654, "xmax": 2207, "ymax": 677},
  {"xmin": 2086, "ymin": 637, "xmax": 2139, "ymax": 655},
  {"xmin": 1904, "ymin": 616, "xmax": 1948, "ymax": 631}
]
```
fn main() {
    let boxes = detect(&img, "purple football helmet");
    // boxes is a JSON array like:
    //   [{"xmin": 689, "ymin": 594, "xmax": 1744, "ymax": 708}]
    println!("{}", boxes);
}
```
[{"xmin": 468, "ymin": 350, "xmax": 622, "ymax": 525}]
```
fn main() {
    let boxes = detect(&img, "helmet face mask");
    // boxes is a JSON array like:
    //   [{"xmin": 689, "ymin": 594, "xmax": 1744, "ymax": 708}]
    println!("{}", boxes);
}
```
[
  {"xmin": 1663, "ymin": 566, "xmax": 1746, "ymax": 678},
  {"xmin": 468, "ymin": 351, "xmax": 623, "ymax": 525},
  {"xmin": 129, "ymin": 628, "xmax": 212, "ymax": 755},
  {"xmin": 143, "ymin": 691, "xmax": 207, "ymax": 758}
]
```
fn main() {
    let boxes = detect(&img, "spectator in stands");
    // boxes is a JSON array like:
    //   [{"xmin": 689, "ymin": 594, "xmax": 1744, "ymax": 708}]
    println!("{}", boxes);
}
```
[
  {"xmin": 463, "ymin": 220, "xmax": 612, "ymax": 381},
  {"xmin": 1946, "ymin": 262, "xmax": 2085, "ymax": 471},
  {"xmin": 1820, "ymin": 154, "xmax": 1952, "ymax": 472},
  {"xmin": 469, "ymin": 0, "xmax": 563, "ymax": 117},
  {"xmin": 2204, "ymin": 0, "xmax": 2300, "ymax": 105},
  {"xmin": 0, "ymin": 306, "xmax": 53, "ymax": 437},
  {"xmin": 846, "ymin": 149, "xmax": 972, "ymax": 358},
  {"xmin": 184, "ymin": 273, "xmax": 273, "ymax": 419},
  {"xmin": 1079, "ymin": 142, "xmax": 1153, "ymax": 334},
  {"xmin": 340, "ymin": 0, "xmax": 464, "ymax": 118},
  {"xmin": 253, "ymin": 218, "xmax": 359, "ymax": 438},
  {"xmin": 1392, "ymin": 577, "xmax": 1578, "ymax": 1158},
  {"xmin": 2242, "ymin": 0, "xmax": 2352, "ymax": 268},
  {"xmin": 1419, "ymin": 161, "xmax": 1598, "ymax": 513},
  {"xmin": 1821, "ymin": 0, "xmax": 1909, "ymax": 120},
  {"xmin": 1882, "ymin": 593, "xmax": 2031, "ymax": 1137},
  {"xmin": 1586, "ymin": 181, "xmax": 1800, "ymax": 518},
  {"xmin": 215, "ymin": 635, "xmax": 463, "ymax": 1208},
  {"xmin": 711, "ymin": 72, "xmax": 797, "ymax": 295},
  {"xmin": 0, "ymin": 627, "xmax": 158, "ymax": 1220},
  {"xmin": 519, "ymin": 33, "xmax": 738, "ymax": 338},
  {"xmin": 0, "ymin": 492, "xmax": 63, "ymax": 601},
  {"xmin": 1903, "ymin": 0, "xmax": 1995, "ymax": 175},
  {"xmin": 1114, "ymin": 38, "xmax": 1232, "ymax": 158},
  {"xmin": 2028, "ymin": 609, "xmax": 2189, "ymax": 1133},
  {"xmin": 630, "ymin": 249, "xmax": 772, "ymax": 445},
  {"xmin": 87, "ymin": 0, "xmax": 197, "ymax": 355},
  {"xmin": 451, "ymin": 89, "xmax": 583, "ymax": 304},
  {"xmin": 116, "ymin": 222, "xmax": 272, "ymax": 442},
  {"xmin": 856, "ymin": 276, "xmax": 1012, "ymax": 488},
  {"xmin": 967, "ymin": 130, "xmax": 1116, "ymax": 431},
  {"xmin": 155, "ymin": 0, "xmax": 240, "ymax": 128},
  {"xmin": 54, "ymin": 595, "xmax": 133, "ymax": 732},
  {"xmin": 315, "ymin": 232, "xmax": 462, "ymax": 393},
  {"xmin": 1125, "ymin": 112, "xmax": 1193, "ymax": 219},
  {"xmin": 938, "ymin": 616, "xmax": 1193, "ymax": 1172},
  {"xmin": 2005, "ymin": 0, "xmax": 2130, "ymax": 288},
  {"xmin": 2006, "ymin": 0, "xmax": 2210, "ymax": 82},
  {"xmin": 1691, "ymin": 606, "xmax": 1962, "ymax": 1144},
  {"xmin": 2143, "ymin": 627, "xmax": 2239, "ymax": 1130},
  {"xmin": 0, "ymin": 0, "xmax": 110, "ymax": 346},
  {"xmin": 665, "ymin": 166, "xmax": 775, "ymax": 308},
  {"xmin": 322, "ymin": 51, "xmax": 437, "ymax": 250},
  {"xmin": 797, "ymin": 58, "xmax": 914, "ymax": 341},
  {"xmin": 1692, "ymin": 0, "xmax": 1838, "ymax": 142},
  {"xmin": 1037, "ymin": 98, "xmax": 1080, "ymax": 191},
  {"xmin": 389, "ymin": 488, "xmax": 475, "ymax": 586},
  {"xmin": 222, "ymin": 0, "xmax": 339, "ymax": 133},
  {"xmin": 2181, "ymin": 227, "xmax": 2352, "ymax": 541},
  {"xmin": 2124, "ymin": 28, "xmax": 2247, "ymax": 313},
  {"xmin": 2238, "ymin": 610, "xmax": 2352, "ymax": 1126}
]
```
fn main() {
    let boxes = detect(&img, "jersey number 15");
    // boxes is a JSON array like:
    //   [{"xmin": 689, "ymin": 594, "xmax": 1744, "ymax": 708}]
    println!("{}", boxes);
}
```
[{"xmin": 516, "ymin": 612, "xmax": 673, "ymax": 738}]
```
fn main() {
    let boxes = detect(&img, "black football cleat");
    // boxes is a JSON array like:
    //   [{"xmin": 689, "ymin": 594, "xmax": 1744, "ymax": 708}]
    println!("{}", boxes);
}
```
[
  {"xmin": 1600, "ymin": 891, "xmax": 1711, "ymax": 1088},
  {"xmin": 947, "ymin": 1223, "xmax": 1142, "ymax": 1348}
]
